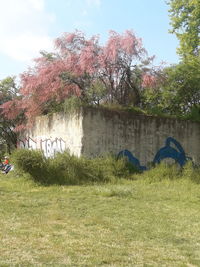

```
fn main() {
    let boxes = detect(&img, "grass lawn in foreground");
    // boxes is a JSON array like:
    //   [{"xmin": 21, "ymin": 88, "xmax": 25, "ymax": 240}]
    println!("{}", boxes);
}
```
[{"xmin": 0, "ymin": 174, "xmax": 200, "ymax": 266}]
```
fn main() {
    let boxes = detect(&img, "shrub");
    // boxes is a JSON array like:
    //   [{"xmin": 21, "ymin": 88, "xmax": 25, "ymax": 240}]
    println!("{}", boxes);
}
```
[
  {"xmin": 47, "ymin": 153, "xmax": 139, "ymax": 184},
  {"xmin": 12, "ymin": 150, "xmax": 138, "ymax": 185},
  {"xmin": 12, "ymin": 149, "xmax": 49, "ymax": 183},
  {"xmin": 11, "ymin": 149, "xmax": 200, "ymax": 185},
  {"xmin": 46, "ymin": 152, "xmax": 106, "ymax": 185}
]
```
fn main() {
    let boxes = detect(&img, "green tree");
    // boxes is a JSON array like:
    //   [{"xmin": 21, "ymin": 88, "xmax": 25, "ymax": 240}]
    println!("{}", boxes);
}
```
[
  {"xmin": 0, "ymin": 77, "xmax": 19, "ymax": 153},
  {"xmin": 168, "ymin": 0, "xmax": 200, "ymax": 58},
  {"xmin": 143, "ymin": 58, "xmax": 200, "ymax": 118},
  {"xmin": 155, "ymin": 0, "xmax": 200, "ymax": 119}
]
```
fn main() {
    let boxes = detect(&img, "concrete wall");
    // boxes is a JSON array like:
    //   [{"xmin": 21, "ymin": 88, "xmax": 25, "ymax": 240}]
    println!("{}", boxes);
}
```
[
  {"xmin": 82, "ymin": 107, "xmax": 200, "ymax": 167},
  {"xmin": 18, "ymin": 107, "xmax": 200, "ymax": 167},
  {"xmin": 18, "ymin": 110, "xmax": 83, "ymax": 157}
]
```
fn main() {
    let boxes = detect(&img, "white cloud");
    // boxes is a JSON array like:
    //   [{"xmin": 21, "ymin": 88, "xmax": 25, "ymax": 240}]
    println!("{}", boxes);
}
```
[
  {"xmin": 1, "ymin": 33, "xmax": 52, "ymax": 62},
  {"xmin": 0, "ymin": 0, "xmax": 102, "ymax": 65},
  {"xmin": 0, "ymin": 0, "xmax": 55, "ymax": 62}
]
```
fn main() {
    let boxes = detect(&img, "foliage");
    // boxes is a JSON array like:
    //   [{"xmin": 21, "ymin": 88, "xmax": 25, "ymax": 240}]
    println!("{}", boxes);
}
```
[
  {"xmin": 62, "ymin": 95, "xmax": 83, "ymax": 113},
  {"xmin": 0, "ymin": 77, "xmax": 20, "ymax": 153},
  {"xmin": 136, "ymin": 162, "xmax": 181, "ymax": 183},
  {"xmin": 132, "ymin": 161, "xmax": 200, "ymax": 184},
  {"xmin": 183, "ymin": 105, "xmax": 200, "ymax": 122},
  {"xmin": 182, "ymin": 161, "xmax": 200, "ymax": 183},
  {"xmin": 0, "ymin": 76, "xmax": 18, "ymax": 104},
  {"xmin": 142, "ymin": 58, "xmax": 200, "ymax": 117},
  {"xmin": 168, "ymin": 0, "xmax": 200, "ymax": 58},
  {"xmin": 12, "ymin": 149, "xmax": 48, "ymax": 183},
  {"xmin": 1, "ymin": 30, "xmax": 157, "ymax": 130},
  {"xmin": 166, "ymin": 0, "xmax": 200, "ymax": 117},
  {"xmin": 84, "ymin": 80, "xmax": 107, "ymax": 105},
  {"xmin": 12, "ymin": 149, "xmax": 137, "ymax": 185},
  {"xmin": 13, "ymin": 148, "xmax": 200, "ymax": 186}
]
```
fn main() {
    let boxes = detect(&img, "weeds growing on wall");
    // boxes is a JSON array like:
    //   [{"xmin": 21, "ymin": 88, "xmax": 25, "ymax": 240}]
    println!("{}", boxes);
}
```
[
  {"xmin": 12, "ymin": 149, "xmax": 138, "ymax": 185},
  {"xmin": 63, "ymin": 96, "xmax": 83, "ymax": 114}
]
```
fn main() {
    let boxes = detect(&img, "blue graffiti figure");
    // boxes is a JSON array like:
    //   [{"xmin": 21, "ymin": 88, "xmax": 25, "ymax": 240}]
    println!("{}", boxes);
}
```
[
  {"xmin": 117, "ymin": 149, "xmax": 147, "ymax": 171},
  {"xmin": 153, "ymin": 137, "xmax": 189, "ymax": 167}
]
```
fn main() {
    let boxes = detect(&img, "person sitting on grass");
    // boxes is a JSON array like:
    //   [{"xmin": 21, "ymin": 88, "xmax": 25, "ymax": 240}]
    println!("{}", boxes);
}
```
[{"xmin": 1, "ymin": 156, "xmax": 12, "ymax": 174}]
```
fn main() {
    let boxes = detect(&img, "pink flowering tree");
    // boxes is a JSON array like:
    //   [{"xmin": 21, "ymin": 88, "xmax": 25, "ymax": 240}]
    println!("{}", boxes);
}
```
[{"xmin": 1, "ymin": 30, "xmax": 157, "ymax": 129}]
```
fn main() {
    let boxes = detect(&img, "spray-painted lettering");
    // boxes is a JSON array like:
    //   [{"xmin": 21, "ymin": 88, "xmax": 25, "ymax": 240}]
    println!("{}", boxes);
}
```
[
  {"xmin": 18, "ymin": 137, "xmax": 37, "ymax": 150},
  {"xmin": 18, "ymin": 137, "xmax": 66, "ymax": 158},
  {"xmin": 41, "ymin": 138, "xmax": 66, "ymax": 158}
]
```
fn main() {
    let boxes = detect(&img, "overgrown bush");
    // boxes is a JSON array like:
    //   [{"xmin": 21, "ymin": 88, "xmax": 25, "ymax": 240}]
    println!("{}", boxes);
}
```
[
  {"xmin": 12, "ymin": 149, "xmax": 200, "ymax": 185},
  {"xmin": 12, "ymin": 149, "xmax": 138, "ymax": 185},
  {"xmin": 12, "ymin": 149, "xmax": 49, "ymax": 183}
]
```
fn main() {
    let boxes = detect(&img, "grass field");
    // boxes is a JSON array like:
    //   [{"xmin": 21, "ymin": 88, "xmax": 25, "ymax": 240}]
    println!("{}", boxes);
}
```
[{"xmin": 1, "ymin": 172, "xmax": 200, "ymax": 266}]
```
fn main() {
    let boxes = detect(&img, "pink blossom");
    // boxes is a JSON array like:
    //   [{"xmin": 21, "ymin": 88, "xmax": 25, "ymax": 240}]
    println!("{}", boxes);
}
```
[{"xmin": 142, "ymin": 74, "xmax": 157, "ymax": 88}]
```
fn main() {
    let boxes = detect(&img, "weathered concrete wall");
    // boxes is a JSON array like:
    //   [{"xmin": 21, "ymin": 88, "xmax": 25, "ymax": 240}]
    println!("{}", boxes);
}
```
[
  {"xmin": 18, "ymin": 107, "xmax": 200, "ymax": 167},
  {"xmin": 82, "ymin": 107, "xmax": 200, "ymax": 167},
  {"xmin": 18, "ymin": 111, "xmax": 83, "ymax": 157}
]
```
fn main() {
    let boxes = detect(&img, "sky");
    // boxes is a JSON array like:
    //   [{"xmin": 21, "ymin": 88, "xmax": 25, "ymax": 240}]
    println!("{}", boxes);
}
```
[{"xmin": 0, "ymin": 0, "xmax": 179, "ymax": 80}]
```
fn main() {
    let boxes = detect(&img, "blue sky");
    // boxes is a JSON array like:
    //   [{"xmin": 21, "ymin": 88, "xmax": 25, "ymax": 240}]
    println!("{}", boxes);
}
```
[{"xmin": 0, "ymin": 0, "xmax": 179, "ymax": 80}]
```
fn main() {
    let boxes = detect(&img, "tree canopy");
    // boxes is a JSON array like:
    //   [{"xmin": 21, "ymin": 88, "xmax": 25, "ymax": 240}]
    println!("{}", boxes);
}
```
[
  {"xmin": 143, "ymin": 58, "xmax": 200, "ymax": 116},
  {"xmin": 0, "ymin": 77, "xmax": 19, "ymax": 152},
  {"xmin": 1, "ymin": 23, "xmax": 199, "ymax": 139},
  {"xmin": 167, "ymin": 0, "xmax": 200, "ymax": 119},
  {"xmin": 1, "ymin": 30, "xmax": 156, "ymax": 130},
  {"xmin": 168, "ymin": 0, "xmax": 200, "ymax": 58}
]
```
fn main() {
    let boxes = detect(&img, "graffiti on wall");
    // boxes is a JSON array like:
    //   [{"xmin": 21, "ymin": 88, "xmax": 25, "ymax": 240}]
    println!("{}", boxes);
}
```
[
  {"xmin": 19, "ymin": 136, "xmax": 191, "ymax": 167},
  {"xmin": 18, "ymin": 137, "xmax": 37, "ymax": 150},
  {"xmin": 118, "ymin": 149, "xmax": 147, "ymax": 170},
  {"xmin": 18, "ymin": 137, "xmax": 66, "ymax": 158},
  {"xmin": 118, "ymin": 137, "xmax": 191, "ymax": 170},
  {"xmin": 41, "ymin": 138, "xmax": 66, "ymax": 158},
  {"xmin": 152, "ymin": 137, "xmax": 191, "ymax": 167}
]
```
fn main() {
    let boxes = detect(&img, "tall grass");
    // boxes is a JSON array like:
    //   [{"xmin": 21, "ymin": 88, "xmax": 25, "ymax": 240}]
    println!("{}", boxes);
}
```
[
  {"xmin": 133, "ymin": 161, "xmax": 200, "ymax": 184},
  {"xmin": 11, "ymin": 149, "xmax": 200, "ymax": 185},
  {"xmin": 12, "ymin": 149, "xmax": 138, "ymax": 185}
]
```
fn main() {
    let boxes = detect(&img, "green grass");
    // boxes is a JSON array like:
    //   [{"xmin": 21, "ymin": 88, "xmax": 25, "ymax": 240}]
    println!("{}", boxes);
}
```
[{"xmin": 1, "ymin": 171, "xmax": 200, "ymax": 266}]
